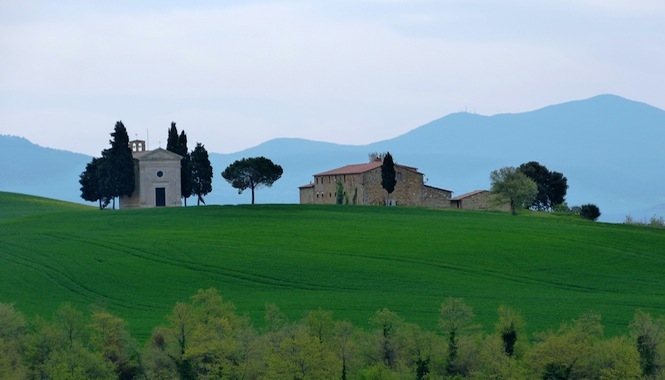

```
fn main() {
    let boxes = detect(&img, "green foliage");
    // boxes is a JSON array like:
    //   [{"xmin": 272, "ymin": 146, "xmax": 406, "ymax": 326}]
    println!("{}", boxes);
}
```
[
  {"xmin": 630, "ymin": 310, "xmax": 665, "ymax": 377},
  {"xmin": 190, "ymin": 143, "xmax": 213, "ymax": 205},
  {"xmin": 381, "ymin": 152, "xmax": 397, "ymax": 196},
  {"xmin": 166, "ymin": 122, "xmax": 179, "ymax": 153},
  {"xmin": 102, "ymin": 121, "xmax": 135, "ymax": 208},
  {"xmin": 165, "ymin": 122, "xmax": 193, "ymax": 205},
  {"xmin": 625, "ymin": 214, "xmax": 665, "ymax": 228},
  {"xmin": 336, "ymin": 181, "xmax": 344, "ymax": 205},
  {"xmin": 79, "ymin": 157, "xmax": 110, "ymax": 209},
  {"xmin": 0, "ymin": 294, "xmax": 663, "ymax": 380},
  {"xmin": 490, "ymin": 166, "xmax": 538, "ymax": 215},
  {"xmin": 221, "ymin": 156, "xmax": 283, "ymax": 205},
  {"xmin": 439, "ymin": 298, "xmax": 476, "ymax": 377},
  {"xmin": 580, "ymin": 203, "xmax": 601, "ymax": 221},
  {"xmin": 79, "ymin": 121, "xmax": 135, "ymax": 209},
  {"xmin": 518, "ymin": 161, "xmax": 568, "ymax": 211}
]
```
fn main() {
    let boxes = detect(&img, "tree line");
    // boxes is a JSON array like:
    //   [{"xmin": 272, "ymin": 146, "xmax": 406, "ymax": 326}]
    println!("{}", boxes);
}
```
[
  {"xmin": 1, "ymin": 290, "xmax": 663, "ymax": 379},
  {"xmin": 489, "ymin": 161, "xmax": 601, "ymax": 220},
  {"xmin": 79, "ymin": 122, "xmax": 283, "ymax": 208}
]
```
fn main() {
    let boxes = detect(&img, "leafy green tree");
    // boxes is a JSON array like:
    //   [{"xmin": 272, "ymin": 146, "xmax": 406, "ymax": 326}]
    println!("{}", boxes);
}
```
[
  {"xmin": 369, "ymin": 308, "xmax": 403, "ymax": 369},
  {"xmin": 630, "ymin": 310, "xmax": 665, "ymax": 378},
  {"xmin": 332, "ymin": 320, "xmax": 358, "ymax": 380},
  {"xmin": 221, "ymin": 156, "xmax": 284, "ymax": 205},
  {"xmin": 381, "ymin": 152, "xmax": 396, "ymax": 202},
  {"xmin": 101, "ymin": 121, "xmax": 135, "ymax": 209},
  {"xmin": 526, "ymin": 313, "xmax": 604, "ymax": 379},
  {"xmin": 490, "ymin": 166, "xmax": 538, "ymax": 215},
  {"xmin": 439, "ymin": 298, "xmax": 476, "ymax": 377},
  {"xmin": 580, "ymin": 203, "xmax": 601, "ymax": 221},
  {"xmin": 190, "ymin": 143, "xmax": 213, "ymax": 206},
  {"xmin": 88, "ymin": 309, "xmax": 140, "ymax": 379},
  {"xmin": 0, "ymin": 303, "xmax": 26, "ymax": 379},
  {"xmin": 79, "ymin": 157, "xmax": 110, "ymax": 209},
  {"xmin": 265, "ymin": 324, "xmax": 338, "ymax": 380},
  {"xmin": 519, "ymin": 161, "xmax": 568, "ymax": 211},
  {"xmin": 494, "ymin": 305, "xmax": 526, "ymax": 358}
]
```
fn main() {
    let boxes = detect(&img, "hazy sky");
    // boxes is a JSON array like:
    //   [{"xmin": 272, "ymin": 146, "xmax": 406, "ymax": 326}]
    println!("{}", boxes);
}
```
[{"xmin": 1, "ymin": 0, "xmax": 664, "ymax": 156}]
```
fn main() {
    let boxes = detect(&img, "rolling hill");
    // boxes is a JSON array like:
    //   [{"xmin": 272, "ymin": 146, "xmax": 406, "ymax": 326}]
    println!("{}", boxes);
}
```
[
  {"xmin": 1, "ymin": 192, "xmax": 665, "ymax": 342},
  {"xmin": 2, "ymin": 94, "xmax": 664, "ymax": 221}
]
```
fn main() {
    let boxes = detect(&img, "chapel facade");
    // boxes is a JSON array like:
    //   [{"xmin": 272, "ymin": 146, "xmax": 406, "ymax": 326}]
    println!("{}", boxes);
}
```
[{"xmin": 119, "ymin": 140, "xmax": 182, "ymax": 209}]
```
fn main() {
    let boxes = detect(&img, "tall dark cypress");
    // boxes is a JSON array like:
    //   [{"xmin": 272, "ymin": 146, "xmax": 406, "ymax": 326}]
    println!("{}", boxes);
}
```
[
  {"xmin": 381, "ymin": 152, "xmax": 397, "ymax": 199},
  {"xmin": 102, "ymin": 121, "xmax": 135, "ymax": 208}
]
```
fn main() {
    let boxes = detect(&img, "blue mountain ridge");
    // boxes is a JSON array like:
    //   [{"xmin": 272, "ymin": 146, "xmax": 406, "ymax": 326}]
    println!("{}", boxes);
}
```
[{"xmin": 2, "ymin": 94, "xmax": 663, "ymax": 222}]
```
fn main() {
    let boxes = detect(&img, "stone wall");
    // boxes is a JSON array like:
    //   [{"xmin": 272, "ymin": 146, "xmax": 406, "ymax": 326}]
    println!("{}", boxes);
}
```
[
  {"xmin": 421, "ymin": 185, "xmax": 452, "ymax": 208},
  {"xmin": 454, "ymin": 191, "xmax": 510, "ymax": 212}
]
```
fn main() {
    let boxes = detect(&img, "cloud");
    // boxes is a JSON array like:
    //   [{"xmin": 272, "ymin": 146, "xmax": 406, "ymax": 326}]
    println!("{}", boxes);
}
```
[{"xmin": 1, "ymin": 1, "xmax": 664, "ymax": 155}]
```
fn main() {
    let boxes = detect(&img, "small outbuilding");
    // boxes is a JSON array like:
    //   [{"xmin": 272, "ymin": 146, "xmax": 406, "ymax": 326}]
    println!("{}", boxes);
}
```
[
  {"xmin": 450, "ymin": 190, "xmax": 510, "ymax": 212},
  {"xmin": 119, "ymin": 140, "xmax": 182, "ymax": 209}
]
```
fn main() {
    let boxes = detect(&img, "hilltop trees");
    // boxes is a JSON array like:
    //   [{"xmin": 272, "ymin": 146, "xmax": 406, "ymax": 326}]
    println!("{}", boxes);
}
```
[
  {"xmin": 79, "ymin": 157, "xmax": 110, "ymax": 209},
  {"xmin": 190, "ymin": 143, "xmax": 213, "ymax": 206},
  {"xmin": 490, "ymin": 166, "xmax": 538, "ymax": 215},
  {"xmin": 381, "ymin": 152, "xmax": 397, "ymax": 204},
  {"xmin": 221, "ymin": 156, "xmax": 283, "ymax": 205},
  {"xmin": 166, "ymin": 122, "xmax": 194, "ymax": 206},
  {"xmin": 518, "ymin": 161, "xmax": 568, "ymax": 211},
  {"xmin": 580, "ymin": 204, "xmax": 601, "ymax": 221},
  {"xmin": 79, "ymin": 121, "xmax": 135, "ymax": 209}
]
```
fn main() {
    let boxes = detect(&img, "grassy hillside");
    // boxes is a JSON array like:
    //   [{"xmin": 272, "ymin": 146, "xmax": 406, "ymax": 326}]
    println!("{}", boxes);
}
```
[{"xmin": 1, "ymin": 192, "xmax": 664, "ymax": 342}]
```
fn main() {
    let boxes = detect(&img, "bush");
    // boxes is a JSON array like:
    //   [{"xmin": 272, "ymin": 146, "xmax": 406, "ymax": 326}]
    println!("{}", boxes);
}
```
[
  {"xmin": 580, "ymin": 204, "xmax": 601, "ymax": 221},
  {"xmin": 552, "ymin": 203, "xmax": 571, "ymax": 213},
  {"xmin": 624, "ymin": 215, "xmax": 665, "ymax": 228}
]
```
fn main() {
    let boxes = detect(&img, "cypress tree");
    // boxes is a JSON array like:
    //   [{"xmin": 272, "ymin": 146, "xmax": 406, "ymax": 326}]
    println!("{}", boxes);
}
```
[
  {"xmin": 190, "ymin": 143, "xmax": 213, "ymax": 206},
  {"xmin": 101, "ymin": 121, "xmax": 135, "ymax": 209},
  {"xmin": 381, "ymin": 152, "xmax": 397, "ymax": 202}
]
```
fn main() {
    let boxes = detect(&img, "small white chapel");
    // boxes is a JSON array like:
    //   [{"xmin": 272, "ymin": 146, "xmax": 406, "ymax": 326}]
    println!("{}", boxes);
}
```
[{"xmin": 119, "ymin": 140, "xmax": 183, "ymax": 209}]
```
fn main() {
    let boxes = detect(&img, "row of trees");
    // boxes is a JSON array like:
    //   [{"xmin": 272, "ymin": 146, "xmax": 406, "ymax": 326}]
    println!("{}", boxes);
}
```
[
  {"xmin": 1, "ymin": 290, "xmax": 664, "ymax": 379},
  {"xmin": 489, "ymin": 162, "xmax": 601, "ymax": 220},
  {"xmin": 165, "ymin": 123, "xmax": 213, "ymax": 206},
  {"xmin": 164, "ymin": 123, "xmax": 284, "ymax": 206},
  {"xmin": 80, "ymin": 122, "xmax": 284, "ymax": 208}
]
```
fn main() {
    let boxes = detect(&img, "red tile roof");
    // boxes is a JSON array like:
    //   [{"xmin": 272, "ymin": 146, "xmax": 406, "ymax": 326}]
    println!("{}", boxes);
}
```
[{"xmin": 314, "ymin": 161, "xmax": 420, "ymax": 176}]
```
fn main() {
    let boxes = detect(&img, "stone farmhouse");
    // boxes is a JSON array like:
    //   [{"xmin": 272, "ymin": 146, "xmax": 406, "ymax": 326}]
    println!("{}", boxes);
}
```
[
  {"xmin": 119, "ymin": 140, "xmax": 182, "ymax": 209},
  {"xmin": 298, "ymin": 159, "xmax": 452, "ymax": 207}
]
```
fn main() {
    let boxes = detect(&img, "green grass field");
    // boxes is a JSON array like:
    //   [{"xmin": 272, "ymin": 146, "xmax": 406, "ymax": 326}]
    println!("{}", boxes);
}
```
[{"xmin": 1, "ymin": 191, "xmax": 664, "ymax": 342}]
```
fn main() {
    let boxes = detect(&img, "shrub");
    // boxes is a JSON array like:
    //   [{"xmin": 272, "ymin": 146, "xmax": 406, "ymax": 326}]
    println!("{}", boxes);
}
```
[
  {"xmin": 625, "ymin": 215, "xmax": 665, "ymax": 228},
  {"xmin": 580, "ymin": 204, "xmax": 601, "ymax": 221}
]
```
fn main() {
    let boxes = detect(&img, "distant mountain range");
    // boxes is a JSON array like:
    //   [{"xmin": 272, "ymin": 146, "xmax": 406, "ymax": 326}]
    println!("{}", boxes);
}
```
[{"xmin": 2, "ymin": 94, "xmax": 663, "ymax": 222}]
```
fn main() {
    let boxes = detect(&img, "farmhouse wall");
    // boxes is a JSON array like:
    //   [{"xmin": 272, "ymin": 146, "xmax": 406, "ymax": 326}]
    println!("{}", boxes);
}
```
[{"xmin": 421, "ymin": 185, "xmax": 452, "ymax": 208}]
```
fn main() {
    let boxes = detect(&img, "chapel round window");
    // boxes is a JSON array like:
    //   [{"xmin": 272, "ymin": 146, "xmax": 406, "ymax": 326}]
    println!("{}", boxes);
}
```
[{"xmin": 156, "ymin": 171, "xmax": 164, "ymax": 177}]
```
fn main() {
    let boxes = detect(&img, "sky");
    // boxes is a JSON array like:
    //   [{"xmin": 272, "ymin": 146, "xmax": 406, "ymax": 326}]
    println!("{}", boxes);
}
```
[{"xmin": 1, "ymin": 0, "xmax": 664, "ymax": 156}]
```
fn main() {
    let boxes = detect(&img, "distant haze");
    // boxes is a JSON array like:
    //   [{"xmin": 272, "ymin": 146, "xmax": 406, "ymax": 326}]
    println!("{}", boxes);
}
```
[
  {"xmin": 1, "ymin": 1, "xmax": 664, "ymax": 156},
  {"xmin": 2, "ymin": 94, "xmax": 664, "ymax": 223}
]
